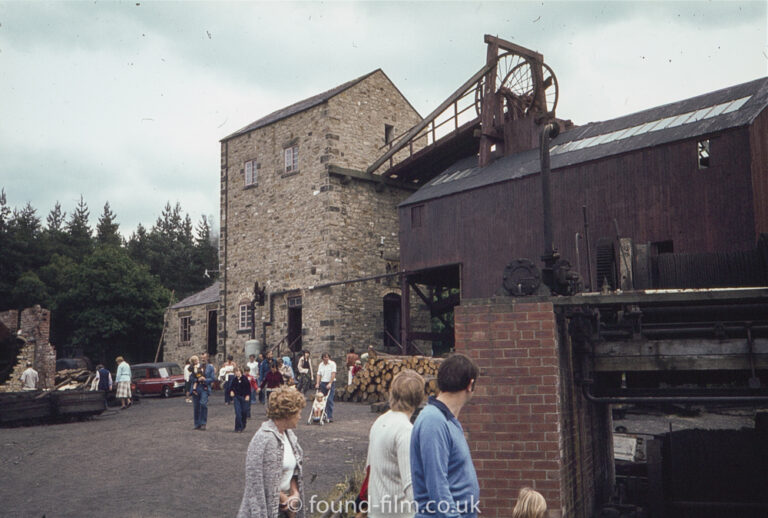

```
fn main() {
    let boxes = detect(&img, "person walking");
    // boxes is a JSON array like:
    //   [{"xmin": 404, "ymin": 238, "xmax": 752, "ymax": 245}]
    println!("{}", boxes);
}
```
[
  {"xmin": 259, "ymin": 351, "xmax": 274, "ymax": 404},
  {"xmin": 20, "ymin": 362, "xmax": 39, "ymax": 391},
  {"xmin": 229, "ymin": 366, "xmax": 251, "ymax": 432},
  {"xmin": 184, "ymin": 357, "xmax": 196, "ymax": 403},
  {"xmin": 296, "ymin": 351, "xmax": 313, "ymax": 394},
  {"xmin": 93, "ymin": 364, "xmax": 112, "ymax": 406},
  {"xmin": 366, "ymin": 369, "xmax": 425, "ymax": 517},
  {"xmin": 346, "ymin": 347, "xmax": 359, "ymax": 386},
  {"xmin": 220, "ymin": 354, "xmax": 236, "ymax": 404},
  {"xmin": 315, "ymin": 353, "xmax": 337, "ymax": 422},
  {"xmin": 410, "ymin": 353, "xmax": 480, "ymax": 518},
  {"xmin": 192, "ymin": 354, "xmax": 216, "ymax": 430},
  {"xmin": 115, "ymin": 356, "xmax": 132, "ymax": 410},
  {"xmin": 237, "ymin": 387, "xmax": 307, "ymax": 518},
  {"xmin": 261, "ymin": 361, "xmax": 285, "ymax": 407}
]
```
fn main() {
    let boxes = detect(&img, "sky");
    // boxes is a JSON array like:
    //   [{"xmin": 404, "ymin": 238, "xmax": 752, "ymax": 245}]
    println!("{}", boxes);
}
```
[{"xmin": 1, "ymin": 1, "xmax": 766, "ymax": 238}]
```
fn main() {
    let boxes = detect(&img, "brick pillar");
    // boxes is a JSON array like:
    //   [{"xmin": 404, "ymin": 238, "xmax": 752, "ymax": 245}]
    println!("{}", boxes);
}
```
[
  {"xmin": 456, "ymin": 300, "xmax": 563, "ymax": 516},
  {"xmin": 455, "ymin": 298, "xmax": 613, "ymax": 518}
]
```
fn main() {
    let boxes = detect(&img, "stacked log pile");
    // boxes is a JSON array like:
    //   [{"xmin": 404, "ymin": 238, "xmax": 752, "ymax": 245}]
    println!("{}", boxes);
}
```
[
  {"xmin": 54, "ymin": 369, "xmax": 94, "ymax": 391},
  {"xmin": 338, "ymin": 355, "xmax": 442, "ymax": 403}
]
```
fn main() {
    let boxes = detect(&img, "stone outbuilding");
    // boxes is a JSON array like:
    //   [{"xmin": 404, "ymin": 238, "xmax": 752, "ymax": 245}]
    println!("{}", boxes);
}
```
[
  {"xmin": 219, "ymin": 69, "xmax": 423, "ymax": 362},
  {"xmin": 162, "ymin": 282, "xmax": 220, "ymax": 367}
]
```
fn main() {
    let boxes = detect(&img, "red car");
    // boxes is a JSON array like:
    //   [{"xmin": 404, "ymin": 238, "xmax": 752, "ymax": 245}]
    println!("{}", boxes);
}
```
[{"xmin": 130, "ymin": 362, "xmax": 185, "ymax": 398}]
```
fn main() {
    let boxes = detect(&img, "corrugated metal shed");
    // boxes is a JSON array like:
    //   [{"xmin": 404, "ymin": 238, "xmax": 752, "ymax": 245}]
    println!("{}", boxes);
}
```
[
  {"xmin": 171, "ymin": 282, "xmax": 220, "ymax": 310},
  {"xmin": 402, "ymin": 77, "xmax": 768, "ymax": 206}
]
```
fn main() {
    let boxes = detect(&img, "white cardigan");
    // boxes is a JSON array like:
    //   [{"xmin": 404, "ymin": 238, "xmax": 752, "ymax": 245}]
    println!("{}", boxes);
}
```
[{"xmin": 366, "ymin": 410, "xmax": 416, "ymax": 518}]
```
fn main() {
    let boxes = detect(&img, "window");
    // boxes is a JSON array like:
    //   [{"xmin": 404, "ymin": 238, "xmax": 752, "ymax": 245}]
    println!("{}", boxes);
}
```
[
  {"xmin": 239, "ymin": 303, "xmax": 253, "ymax": 330},
  {"xmin": 697, "ymin": 139, "xmax": 710, "ymax": 169},
  {"xmin": 411, "ymin": 205, "xmax": 424, "ymax": 229},
  {"xmin": 245, "ymin": 159, "xmax": 259, "ymax": 186},
  {"xmin": 284, "ymin": 145, "xmax": 299, "ymax": 173},
  {"xmin": 384, "ymin": 124, "xmax": 394, "ymax": 145},
  {"xmin": 287, "ymin": 296, "xmax": 302, "ymax": 308},
  {"xmin": 180, "ymin": 316, "xmax": 191, "ymax": 343}
]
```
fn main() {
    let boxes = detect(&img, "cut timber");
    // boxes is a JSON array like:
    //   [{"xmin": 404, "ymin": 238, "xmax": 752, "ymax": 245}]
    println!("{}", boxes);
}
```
[{"xmin": 335, "ymin": 354, "xmax": 444, "ymax": 402}]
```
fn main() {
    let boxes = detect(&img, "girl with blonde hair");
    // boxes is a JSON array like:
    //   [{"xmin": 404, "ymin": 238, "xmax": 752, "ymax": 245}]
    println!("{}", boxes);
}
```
[{"xmin": 511, "ymin": 487, "xmax": 547, "ymax": 518}]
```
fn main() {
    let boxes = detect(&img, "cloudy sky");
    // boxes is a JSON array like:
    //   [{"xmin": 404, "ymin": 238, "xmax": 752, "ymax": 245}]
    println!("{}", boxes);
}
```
[{"xmin": 1, "ymin": 1, "xmax": 766, "ymax": 237}]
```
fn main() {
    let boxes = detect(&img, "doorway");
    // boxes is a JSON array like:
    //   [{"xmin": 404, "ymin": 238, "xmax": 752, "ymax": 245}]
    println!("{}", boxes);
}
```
[
  {"xmin": 287, "ymin": 297, "xmax": 302, "ymax": 352},
  {"xmin": 207, "ymin": 310, "xmax": 217, "ymax": 356},
  {"xmin": 383, "ymin": 293, "xmax": 401, "ymax": 349}
]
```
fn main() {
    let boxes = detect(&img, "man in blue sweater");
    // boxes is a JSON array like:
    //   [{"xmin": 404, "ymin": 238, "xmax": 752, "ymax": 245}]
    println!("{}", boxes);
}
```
[{"xmin": 410, "ymin": 353, "xmax": 480, "ymax": 518}]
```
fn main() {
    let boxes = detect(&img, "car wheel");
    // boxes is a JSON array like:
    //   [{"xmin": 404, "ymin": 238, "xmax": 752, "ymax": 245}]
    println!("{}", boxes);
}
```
[{"xmin": 161, "ymin": 386, "xmax": 171, "ymax": 398}]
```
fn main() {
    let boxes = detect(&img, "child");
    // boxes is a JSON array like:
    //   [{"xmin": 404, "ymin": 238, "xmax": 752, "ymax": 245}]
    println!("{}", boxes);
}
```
[
  {"xmin": 311, "ymin": 391, "xmax": 326, "ymax": 422},
  {"xmin": 245, "ymin": 366, "xmax": 259, "ymax": 418},
  {"xmin": 260, "ymin": 361, "xmax": 284, "ymax": 409},
  {"xmin": 229, "ymin": 366, "xmax": 251, "ymax": 432},
  {"xmin": 351, "ymin": 359, "xmax": 362, "ymax": 378},
  {"xmin": 511, "ymin": 487, "xmax": 547, "ymax": 518}
]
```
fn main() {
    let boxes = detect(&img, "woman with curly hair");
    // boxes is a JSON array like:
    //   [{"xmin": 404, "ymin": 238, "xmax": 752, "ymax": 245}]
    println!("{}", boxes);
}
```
[{"xmin": 238, "ymin": 387, "xmax": 307, "ymax": 518}]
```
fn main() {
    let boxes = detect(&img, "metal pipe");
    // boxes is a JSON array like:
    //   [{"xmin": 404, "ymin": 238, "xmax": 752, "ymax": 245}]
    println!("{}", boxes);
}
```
[
  {"xmin": 671, "ymin": 501, "xmax": 768, "ymax": 510},
  {"xmin": 582, "ymin": 383, "xmax": 768, "ymax": 404},
  {"xmin": 539, "ymin": 123, "xmax": 559, "ymax": 259},
  {"xmin": 574, "ymin": 232, "xmax": 582, "ymax": 281},
  {"xmin": 582, "ymin": 206, "xmax": 593, "ymax": 291}
]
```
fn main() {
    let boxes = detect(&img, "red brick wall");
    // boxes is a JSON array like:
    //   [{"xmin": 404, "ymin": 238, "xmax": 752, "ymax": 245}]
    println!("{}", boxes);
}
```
[{"xmin": 455, "ymin": 298, "xmax": 612, "ymax": 518}]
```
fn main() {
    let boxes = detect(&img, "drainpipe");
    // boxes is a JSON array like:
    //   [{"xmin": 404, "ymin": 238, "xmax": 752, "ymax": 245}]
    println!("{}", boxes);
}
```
[{"xmin": 582, "ymin": 383, "xmax": 768, "ymax": 404}]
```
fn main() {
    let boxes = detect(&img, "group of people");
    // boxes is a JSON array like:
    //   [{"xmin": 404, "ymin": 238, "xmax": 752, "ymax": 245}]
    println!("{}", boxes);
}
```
[
  {"xmin": 180, "ymin": 349, "xmax": 340, "ymax": 432},
  {"xmin": 237, "ymin": 351, "xmax": 548, "ymax": 518}
]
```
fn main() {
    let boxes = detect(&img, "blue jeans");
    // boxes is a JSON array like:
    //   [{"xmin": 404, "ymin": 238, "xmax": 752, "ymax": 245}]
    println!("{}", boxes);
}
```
[
  {"xmin": 193, "ymin": 387, "xmax": 209, "ymax": 428},
  {"xmin": 319, "ymin": 381, "xmax": 335, "ymax": 420},
  {"xmin": 234, "ymin": 395, "xmax": 248, "ymax": 431}
]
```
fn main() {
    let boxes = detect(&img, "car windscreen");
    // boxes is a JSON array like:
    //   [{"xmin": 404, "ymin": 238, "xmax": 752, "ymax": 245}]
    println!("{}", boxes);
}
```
[{"xmin": 159, "ymin": 365, "xmax": 182, "ymax": 377}]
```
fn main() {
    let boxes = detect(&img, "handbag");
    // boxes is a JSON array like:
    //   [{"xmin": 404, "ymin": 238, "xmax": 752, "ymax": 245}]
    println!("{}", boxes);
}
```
[
  {"xmin": 359, "ymin": 465, "xmax": 370, "ymax": 502},
  {"xmin": 354, "ymin": 465, "xmax": 371, "ymax": 518}
]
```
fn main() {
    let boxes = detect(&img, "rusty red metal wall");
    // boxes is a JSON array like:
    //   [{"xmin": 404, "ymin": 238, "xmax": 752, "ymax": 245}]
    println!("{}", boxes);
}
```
[
  {"xmin": 749, "ymin": 108, "xmax": 768, "ymax": 235},
  {"xmin": 400, "ymin": 125, "xmax": 759, "ymax": 299}
]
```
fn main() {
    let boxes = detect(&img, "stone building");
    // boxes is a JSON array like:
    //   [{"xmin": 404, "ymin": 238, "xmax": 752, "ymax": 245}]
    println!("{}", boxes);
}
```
[
  {"xmin": 219, "ymin": 69, "xmax": 422, "ymax": 363},
  {"xmin": 162, "ymin": 282, "xmax": 220, "ymax": 367}
]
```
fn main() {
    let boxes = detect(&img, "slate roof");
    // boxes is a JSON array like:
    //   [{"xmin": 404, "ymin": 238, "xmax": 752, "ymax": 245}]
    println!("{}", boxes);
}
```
[
  {"xmin": 222, "ymin": 70, "xmax": 381, "ymax": 141},
  {"xmin": 171, "ymin": 282, "xmax": 220, "ymax": 310},
  {"xmin": 401, "ymin": 76, "xmax": 768, "ymax": 207}
]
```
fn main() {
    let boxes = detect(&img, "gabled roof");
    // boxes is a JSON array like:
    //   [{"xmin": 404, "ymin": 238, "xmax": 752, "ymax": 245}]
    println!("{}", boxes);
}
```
[
  {"xmin": 401, "ymin": 77, "xmax": 768, "ymax": 206},
  {"xmin": 222, "ymin": 70, "xmax": 383, "ymax": 142},
  {"xmin": 171, "ymin": 282, "xmax": 220, "ymax": 310}
]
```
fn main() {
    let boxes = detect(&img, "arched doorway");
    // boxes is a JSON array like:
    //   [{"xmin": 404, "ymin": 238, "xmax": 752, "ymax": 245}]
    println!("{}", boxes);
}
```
[{"xmin": 383, "ymin": 293, "xmax": 401, "ymax": 350}]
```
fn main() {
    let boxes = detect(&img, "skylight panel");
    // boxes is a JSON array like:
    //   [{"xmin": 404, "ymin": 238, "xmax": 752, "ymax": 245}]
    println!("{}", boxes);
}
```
[
  {"xmin": 706, "ymin": 101, "xmax": 732, "ymax": 117},
  {"xmin": 687, "ymin": 105, "xmax": 716, "ymax": 123},
  {"xmin": 722, "ymin": 96, "xmax": 751, "ymax": 114}
]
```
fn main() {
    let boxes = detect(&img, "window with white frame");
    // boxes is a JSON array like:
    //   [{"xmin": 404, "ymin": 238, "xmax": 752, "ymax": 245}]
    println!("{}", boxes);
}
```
[
  {"xmin": 180, "ymin": 315, "xmax": 191, "ymax": 343},
  {"xmin": 239, "ymin": 303, "xmax": 253, "ymax": 330},
  {"xmin": 245, "ymin": 159, "xmax": 260, "ymax": 186},
  {"xmin": 284, "ymin": 145, "xmax": 299, "ymax": 173}
]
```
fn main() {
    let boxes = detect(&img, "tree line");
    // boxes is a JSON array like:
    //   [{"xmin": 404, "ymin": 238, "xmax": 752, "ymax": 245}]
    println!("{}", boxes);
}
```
[{"xmin": 0, "ymin": 190, "xmax": 219, "ymax": 367}]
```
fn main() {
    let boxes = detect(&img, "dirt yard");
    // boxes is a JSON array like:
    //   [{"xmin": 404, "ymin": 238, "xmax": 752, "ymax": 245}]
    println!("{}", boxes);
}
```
[{"xmin": 0, "ymin": 392, "xmax": 378, "ymax": 518}]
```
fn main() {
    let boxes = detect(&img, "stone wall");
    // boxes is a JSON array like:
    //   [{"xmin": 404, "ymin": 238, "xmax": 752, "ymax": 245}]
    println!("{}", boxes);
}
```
[
  {"xmin": 220, "ymin": 70, "xmax": 422, "ymax": 366},
  {"xmin": 163, "ymin": 303, "xmax": 219, "ymax": 367},
  {"xmin": 0, "ymin": 306, "xmax": 56, "ymax": 392},
  {"xmin": 455, "ymin": 299, "xmax": 613, "ymax": 518}
]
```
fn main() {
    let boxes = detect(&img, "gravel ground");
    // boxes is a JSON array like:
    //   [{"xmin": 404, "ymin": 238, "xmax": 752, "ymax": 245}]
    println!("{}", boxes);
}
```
[{"xmin": 0, "ymin": 392, "xmax": 378, "ymax": 518}]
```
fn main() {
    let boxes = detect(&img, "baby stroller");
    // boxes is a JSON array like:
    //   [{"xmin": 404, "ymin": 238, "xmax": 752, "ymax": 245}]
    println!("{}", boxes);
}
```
[{"xmin": 307, "ymin": 391, "xmax": 329, "ymax": 426}]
